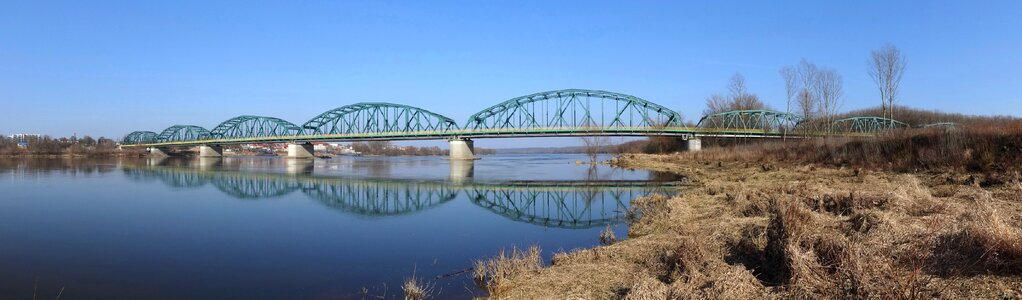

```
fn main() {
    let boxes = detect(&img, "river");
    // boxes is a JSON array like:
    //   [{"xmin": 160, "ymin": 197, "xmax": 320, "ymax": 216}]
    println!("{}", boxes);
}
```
[{"xmin": 0, "ymin": 154, "xmax": 680, "ymax": 299}]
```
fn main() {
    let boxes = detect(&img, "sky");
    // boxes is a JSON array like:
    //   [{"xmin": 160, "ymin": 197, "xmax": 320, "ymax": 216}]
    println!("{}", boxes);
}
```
[{"xmin": 1, "ymin": 0, "xmax": 1020, "ymax": 147}]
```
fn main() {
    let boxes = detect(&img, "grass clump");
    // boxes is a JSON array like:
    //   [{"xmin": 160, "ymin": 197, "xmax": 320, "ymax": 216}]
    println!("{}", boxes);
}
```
[
  {"xmin": 599, "ymin": 225, "xmax": 617, "ymax": 245},
  {"xmin": 932, "ymin": 200, "xmax": 1022, "ymax": 276},
  {"xmin": 473, "ymin": 245, "xmax": 543, "ymax": 296},
  {"xmin": 401, "ymin": 274, "xmax": 433, "ymax": 300}
]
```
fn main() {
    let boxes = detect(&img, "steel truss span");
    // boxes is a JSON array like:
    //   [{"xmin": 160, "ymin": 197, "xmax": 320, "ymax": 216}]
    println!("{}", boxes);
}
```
[
  {"xmin": 697, "ymin": 110, "xmax": 803, "ymax": 133},
  {"xmin": 302, "ymin": 102, "xmax": 459, "ymax": 135},
  {"xmin": 831, "ymin": 117, "xmax": 907, "ymax": 134},
  {"xmin": 209, "ymin": 116, "xmax": 304, "ymax": 140},
  {"xmin": 156, "ymin": 125, "xmax": 211, "ymax": 143},
  {"xmin": 465, "ymin": 89, "xmax": 683, "ymax": 131},
  {"xmin": 122, "ymin": 131, "xmax": 158, "ymax": 144}
]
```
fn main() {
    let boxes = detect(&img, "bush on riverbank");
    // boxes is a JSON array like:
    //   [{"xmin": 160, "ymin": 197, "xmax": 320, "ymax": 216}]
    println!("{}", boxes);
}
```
[{"xmin": 671, "ymin": 124, "xmax": 1022, "ymax": 174}]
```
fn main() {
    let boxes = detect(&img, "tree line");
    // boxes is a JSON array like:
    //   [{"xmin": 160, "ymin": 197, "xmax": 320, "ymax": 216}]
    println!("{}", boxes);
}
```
[
  {"xmin": 349, "ymin": 141, "xmax": 495, "ymax": 156},
  {"xmin": 0, "ymin": 135, "xmax": 123, "ymax": 156}
]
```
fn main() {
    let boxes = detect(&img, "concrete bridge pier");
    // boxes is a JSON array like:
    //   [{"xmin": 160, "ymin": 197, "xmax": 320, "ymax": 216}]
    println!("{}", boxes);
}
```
[
  {"xmin": 198, "ymin": 145, "xmax": 223, "ymax": 157},
  {"xmin": 448, "ymin": 138, "xmax": 477, "ymax": 160},
  {"xmin": 148, "ymin": 147, "xmax": 170, "ymax": 157},
  {"xmin": 683, "ymin": 138, "xmax": 702, "ymax": 152},
  {"xmin": 287, "ymin": 142, "xmax": 315, "ymax": 159}
]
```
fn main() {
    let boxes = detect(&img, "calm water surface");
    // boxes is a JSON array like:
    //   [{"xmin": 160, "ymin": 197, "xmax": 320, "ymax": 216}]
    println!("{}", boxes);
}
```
[{"xmin": 0, "ymin": 154, "xmax": 679, "ymax": 299}]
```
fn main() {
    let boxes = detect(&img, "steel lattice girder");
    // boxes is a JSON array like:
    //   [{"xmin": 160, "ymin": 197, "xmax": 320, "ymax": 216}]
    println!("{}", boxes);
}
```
[
  {"xmin": 696, "ymin": 110, "xmax": 804, "ymax": 132},
  {"xmin": 302, "ymin": 102, "xmax": 459, "ymax": 135},
  {"xmin": 831, "ymin": 117, "xmax": 907, "ymax": 133},
  {"xmin": 156, "ymin": 125, "xmax": 211, "ymax": 143},
  {"xmin": 122, "ymin": 131, "xmax": 158, "ymax": 144},
  {"xmin": 209, "ymin": 115, "xmax": 303, "ymax": 139},
  {"xmin": 465, "ymin": 89, "xmax": 683, "ymax": 130}
]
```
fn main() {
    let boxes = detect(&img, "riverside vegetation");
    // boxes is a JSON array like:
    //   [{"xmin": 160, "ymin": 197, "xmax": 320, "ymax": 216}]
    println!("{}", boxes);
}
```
[
  {"xmin": 0, "ymin": 135, "xmax": 145, "ymax": 157},
  {"xmin": 450, "ymin": 124, "xmax": 1022, "ymax": 299}
]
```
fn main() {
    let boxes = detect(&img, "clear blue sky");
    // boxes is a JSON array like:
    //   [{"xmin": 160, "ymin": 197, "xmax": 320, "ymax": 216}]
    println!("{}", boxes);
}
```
[{"xmin": 1, "ymin": 1, "xmax": 1019, "ymax": 147}]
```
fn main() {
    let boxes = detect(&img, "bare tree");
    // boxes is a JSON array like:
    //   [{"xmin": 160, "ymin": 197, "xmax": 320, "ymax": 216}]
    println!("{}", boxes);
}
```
[
  {"xmin": 703, "ymin": 73, "xmax": 767, "ymax": 116},
  {"xmin": 779, "ymin": 66, "xmax": 798, "ymax": 139},
  {"xmin": 703, "ymin": 94, "xmax": 729, "ymax": 115},
  {"xmin": 580, "ymin": 120, "xmax": 610, "ymax": 163},
  {"xmin": 816, "ymin": 68, "xmax": 844, "ymax": 133},
  {"xmin": 796, "ymin": 60, "xmax": 819, "ymax": 126},
  {"xmin": 727, "ymin": 73, "xmax": 749, "ymax": 100},
  {"xmin": 868, "ymin": 44, "xmax": 906, "ymax": 125},
  {"xmin": 727, "ymin": 73, "xmax": 766, "ymax": 110},
  {"xmin": 580, "ymin": 135, "xmax": 610, "ymax": 163}
]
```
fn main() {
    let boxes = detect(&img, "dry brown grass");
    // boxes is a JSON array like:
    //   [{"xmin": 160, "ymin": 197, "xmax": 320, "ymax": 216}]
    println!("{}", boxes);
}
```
[
  {"xmin": 657, "ymin": 126, "xmax": 1022, "ymax": 174},
  {"xmin": 599, "ymin": 225, "xmax": 617, "ymax": 245},
  {"xmin": 401, "ymin": 274, "xmax": 432, "ymax": 300},
  {"xmin": 478, "ymin": 154, "xmax": 1022, "ymax": 299},
  {"xmin": 473, "ymin": 245, "xmax": 543, "ymax": 296},
  {"xmin": 932, "ymin": 198, "xmax": 1022, "ymax": 276}
]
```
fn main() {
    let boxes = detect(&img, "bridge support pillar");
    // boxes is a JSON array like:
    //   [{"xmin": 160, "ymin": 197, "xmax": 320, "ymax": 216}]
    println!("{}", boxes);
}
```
[
  {"xmin": 683, "ymin": 138, "xmax": 702, "ymax": 152},
  {"xmin": 287, "ymin": 142, "xmax": 315, "ymax": 159},
  {"xmin": 198, "ymin": 145, "xmax": 223, "ymax": 157},
  {"xmin": 148, "ymin": 147, "xmax": 170, "ymax": 157},
  {"xmin": 448, "ymin": 138, "xmax": 477, "ymax": 160}
]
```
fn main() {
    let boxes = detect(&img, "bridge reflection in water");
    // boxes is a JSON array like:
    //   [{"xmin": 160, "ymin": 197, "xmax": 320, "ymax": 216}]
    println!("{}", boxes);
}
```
[{"xmin": 123, "ymin": 158, "xmax": 677, "ymax": 229}]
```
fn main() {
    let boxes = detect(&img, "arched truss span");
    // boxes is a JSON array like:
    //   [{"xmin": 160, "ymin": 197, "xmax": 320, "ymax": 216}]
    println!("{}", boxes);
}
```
[
  {"xmin": 302, "ymin": 102, "xmax": 459, "ymax": 135},
  {"xmin": 122, "ymin": 131, "xmax": 158, "ymax": 145},
  {"xmin": 464, "ymin": 89, "xmax": 683, "ymax": 131},
  {"xmin": 156, "ymin": 125, "xmax": 211, "ymax": 143},
  {"xmin": 831, "ymin": 117, "xmax": 907, "ymax": 134},
  {"xmin": 696, "ymin": 110, "xmax": 803, "ymax": 133},
  {"xmin": 209, "ymin": 115, "xmax": 303, "ymax": 139}
]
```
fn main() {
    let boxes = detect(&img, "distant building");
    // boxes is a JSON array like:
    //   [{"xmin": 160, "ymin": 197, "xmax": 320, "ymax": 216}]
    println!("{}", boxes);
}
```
[
  {"xmin": 9, "ymin": 134, "xmax": 41, "ymax": 148},
  {"xmin": 9, "ymin": 134, "xmax": 42, "ymax": 140}
]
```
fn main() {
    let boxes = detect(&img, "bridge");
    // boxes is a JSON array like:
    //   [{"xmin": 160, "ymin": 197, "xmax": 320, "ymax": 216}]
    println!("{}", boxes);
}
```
[{"xmin": 120, "ymin": 89, "xmax": 911, "ymax": 160}]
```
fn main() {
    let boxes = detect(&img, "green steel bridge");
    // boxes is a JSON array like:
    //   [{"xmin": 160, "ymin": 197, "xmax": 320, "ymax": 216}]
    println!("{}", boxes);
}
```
[{"xmin": 120, "ymin": 89, "xmax": 916, "ymax": 158}]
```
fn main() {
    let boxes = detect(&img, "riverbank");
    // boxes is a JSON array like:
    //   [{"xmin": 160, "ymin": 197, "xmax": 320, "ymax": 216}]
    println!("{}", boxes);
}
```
[
  {"xmin": 470, "ymin": 152, "xmax": 1022, "ymax": 299},
  {"xmin": 0, "ymin": 152, "xmax": 145, "ymax": 158}
]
